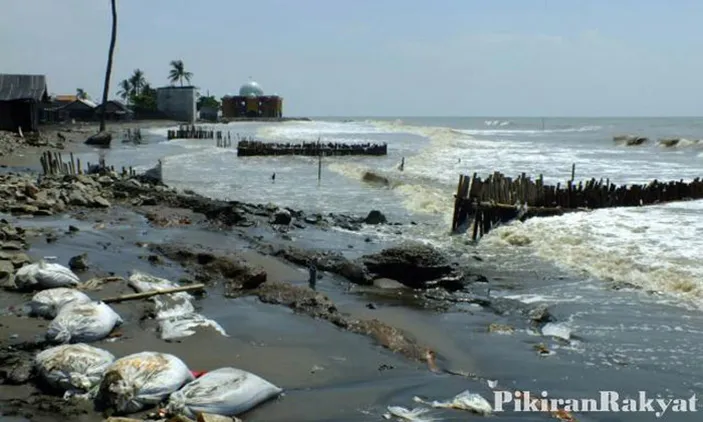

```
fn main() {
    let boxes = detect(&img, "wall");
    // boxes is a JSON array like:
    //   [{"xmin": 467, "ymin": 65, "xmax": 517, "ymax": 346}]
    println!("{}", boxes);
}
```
[
  {"xmin": 0, "ymin": 100, "xmax": 36, "ymax": 131},
  {"xmin": 156, "ymin": 86, "xmax": 196, "ymax": 123}
]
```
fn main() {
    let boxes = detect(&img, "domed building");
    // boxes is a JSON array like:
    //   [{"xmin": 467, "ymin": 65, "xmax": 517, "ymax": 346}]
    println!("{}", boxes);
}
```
[{"xmin": 221, "ymin": 79, "xmax": 283, "ymax": 119}]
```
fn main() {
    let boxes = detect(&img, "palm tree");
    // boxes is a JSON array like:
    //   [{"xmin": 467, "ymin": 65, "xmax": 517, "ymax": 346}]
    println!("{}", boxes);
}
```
[
  {"xmin": 168, "ymin": 60, "xmax": 193, "ymax": 87},
  {"xmin": 117, "ymin": 79, "xmax": 132, "ymax": 103},
  {"xmin": 98, "ymin": 0, "xmax": 117, "ymax": 133},
  {"xmin": 128, "ymin": 69, "xmax": 145, "ymax": 96},
  {"xmin": 76, "ymin": 88, "xmax": 88, "ymax": 100}
]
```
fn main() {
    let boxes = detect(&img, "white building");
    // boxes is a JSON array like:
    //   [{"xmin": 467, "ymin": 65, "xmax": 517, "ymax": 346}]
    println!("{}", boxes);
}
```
[{"xmin": 156, "ymin": 86, "xmax": 196, "ymax": 123}]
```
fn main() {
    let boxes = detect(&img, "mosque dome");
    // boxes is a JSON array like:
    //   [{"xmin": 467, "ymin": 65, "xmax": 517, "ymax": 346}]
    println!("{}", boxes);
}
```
[{"xmin": 239, "ymin": 80, "xmax": 264, "ymax": 97}]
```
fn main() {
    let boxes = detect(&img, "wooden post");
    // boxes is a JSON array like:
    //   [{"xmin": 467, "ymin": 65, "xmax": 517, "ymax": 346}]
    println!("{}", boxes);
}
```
[{"xmin": 571, "ymin": 163, "xmax": 576, "ymax": 181}]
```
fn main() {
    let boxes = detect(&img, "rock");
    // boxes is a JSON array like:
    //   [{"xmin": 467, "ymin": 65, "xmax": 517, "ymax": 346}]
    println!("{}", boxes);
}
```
[
  {"xmin": 372, "ymin": 278, "xmax": 406, "ymax": 289},
  {"xmin": 68, "ymin": 225, "xmax": 80, "ymax": 233},
  {"xmin": 97, "ymin": 175, "xmax": 114, "ymax": 185},
  {"xmin": 271, "ymin": 208, "xmax": 292, "ymax": 225},
  {"xmin": 1, "ymin": 241, "xmax": 23, "ymax": 251},
  {"xmin": 364, "ymin": 210, "xmax": 387, "ymax": 225},
  {"xmin": 5, "ymin": 360, "xmax": 33, "ymax": 384},
  {"xmin": 216, "ymin": 258, "xmax": 268, "ymax": 292},
  {"xmin": 10, "ymin": 253, "xmax": 30, "ymax": 268},
  {"xmin": 92, "ymin": 196, "xmax": 111, "ymax": 208},
  {"xmin": 104, "ymin": 418, "xmax": 143, "ymax": 422},
  {"xmin": 0, "ymin": 259, "xmax": 14, "ymax": 284},
  {"xmin": 68, "ymin": 191, "xmax": 88, "ymax": 206},
  {"xmin": 198, "ymin": 414, "xmax": 242, "ymax": 422},
  {"xmin": 528, "ymin": 304, "xmax": 555, "ymax": 324},
  {"xmin": 9, "ymin": 204, "xmax": 39, "ymax": 215},
  {"xmin": 360, "ymin": 242, "xmax": 463, "ymax": 289},
  {"xmin": 68, "ymin": 253, "xmax": 89, "ymax": 271},
  {"xmin": 84, "ymin": 131, "xmax": 112, "ymax": 146}
]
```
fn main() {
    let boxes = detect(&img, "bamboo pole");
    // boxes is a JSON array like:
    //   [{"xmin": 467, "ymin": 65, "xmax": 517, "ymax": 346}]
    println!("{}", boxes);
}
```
[{"xmin": 102, "ymin": 283, "xmax": 205, "ymax": 304}]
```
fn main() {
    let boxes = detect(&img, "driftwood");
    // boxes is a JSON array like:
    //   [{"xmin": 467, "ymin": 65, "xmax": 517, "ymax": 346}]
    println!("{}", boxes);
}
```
[{"xmin": 102, "ymin": 283, "xmax": 205, "ymax": 304}]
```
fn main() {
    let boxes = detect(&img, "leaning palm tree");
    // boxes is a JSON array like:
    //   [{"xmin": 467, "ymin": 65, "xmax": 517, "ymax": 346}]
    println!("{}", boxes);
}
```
[
  {"xmin": 128, "ymin": 69, "xmax": 146, "ymax": 96},
  {"xmin": 117, "ymin": 79, "xmax": 132, "ymax": 103},
  {"xmin": 76, "ymin": 88, "xmax": 88, "ymax": 100},
  {"xmin": 168, "ymin": 60, "xmax": 193, "ymax": 86},
  {"xmin": 98, "ymin": 0, "xmax": 117, "ymax": 133}
]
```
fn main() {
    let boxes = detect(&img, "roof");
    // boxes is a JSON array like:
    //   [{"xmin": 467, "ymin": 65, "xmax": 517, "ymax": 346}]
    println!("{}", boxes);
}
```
[
  {"xmin": 0, "ymin": 74, "xmax": 48, "ymax": 101},
  {"xmin": 64, "ymin": 98, "xmax": 97, "ymax": 109},
  {"xmin": 96, "ymin": 100, "xmax": 129, "ymax": 111},
  {"xmin": 239, "ymin": 81, "xmax": 264, "ymax": 97},
  {"xmin": 54, "ymin": 94, "xmax": 77, "ymax": 103}
]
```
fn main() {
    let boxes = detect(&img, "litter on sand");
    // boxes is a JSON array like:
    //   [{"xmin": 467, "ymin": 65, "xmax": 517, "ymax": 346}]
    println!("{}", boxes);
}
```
[
  {"xmin": 14, "ymin": 261, "xmax": 80, "ymax": 291},
  {"xmin": 165, "ymin": 367, "xmax": 283, "ymax": 418},
  {"xmin": 413, "ymin": 390, "xmax": 493, "ymax": 415},
  {"xmin": 27, "ymin": 287, "xmax": 91, "ymax": 318},
  {"xmin": 383, "ymin": 406, "xmax": 440, "ymax": 421},
  {"xmin": 128, "ymin": 271, "xmax": 226, "ymax": 340},
  {"xmin": 98, "ymin": 351, "xmax": 194, "ymax": 414},
  {"xmin": 46, "ymin": 300, "xmax": 122, "ymax": 343},
  {"xmin": 34, "ymin": 343, "xmax": 115, "ymax": 394}
]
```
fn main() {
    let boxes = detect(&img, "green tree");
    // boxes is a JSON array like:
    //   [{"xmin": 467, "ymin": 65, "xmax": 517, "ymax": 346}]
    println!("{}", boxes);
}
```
[
  {"xmin": 128, "ymin": 69, "xmax": 146, "ymax": 96},
  {"xmin": 196, "ymin": 95, "xmax": 220, "ymax": 111},
  {"xmin": 131, "ymin": 83, "xmax": 157, "ymax": 111},
  {"xmin": 98, "ymin": 0, "xmax": 117, "ymax": 132},
  {"xmin": 76, "ymin": 88, "xmax": 89, "ymax": 100},
  {"xmin": 168, "ymin": 60, "xmax": 193, "ymax": 86},
  {"xmin": 117, "ymin": 79, "xmax": 132, "ymax": 102}
]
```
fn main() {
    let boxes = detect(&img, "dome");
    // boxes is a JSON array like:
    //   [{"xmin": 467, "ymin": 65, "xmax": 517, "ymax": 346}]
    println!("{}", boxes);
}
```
[{"xmin": 239, "ymin": 81, "xmax": 264, "ymax": 97}]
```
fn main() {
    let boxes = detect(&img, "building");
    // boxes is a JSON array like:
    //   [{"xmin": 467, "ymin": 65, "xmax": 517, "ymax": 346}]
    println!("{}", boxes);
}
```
[
  {"xmin": 52, "ymin": 95, "xmax": 78, "ymax": 107},
  {"xmin": 94, "ymin": 100, "xmax": 132, "ymax": 121},
  {"xmin": 156, "ymin": 86, "xmax": 196, "ymax": 123},
  {"xmin": 221, "ymin": 80, "xmax": 282, "ymax": 118},
  {"xmin": 0, "ymin": 74, "xmax": 49, "ymax": 132},
  {"xmin": 199, "ymin": 105, "xmax": 218, "ymax": 122},
  {"xmin": 62, "ymin": 98, "xmax": 97, "ymax": 121}
]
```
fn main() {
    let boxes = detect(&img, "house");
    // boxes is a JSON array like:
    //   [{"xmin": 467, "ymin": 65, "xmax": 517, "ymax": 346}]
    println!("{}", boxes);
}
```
[
  {"xmin": 62, "ymin": 98, "xmax": 97, "ymax": 121},
  {"xmin": 0, "ymin": 74, "xmax": 49, "ymax": 132},
  {"xmin": 94, "ymin": 100, "xmax": 132, "ymax": 121},
  {"xmin": 52, "ymin": 95, "xmax": 78, "ymax": 107}
]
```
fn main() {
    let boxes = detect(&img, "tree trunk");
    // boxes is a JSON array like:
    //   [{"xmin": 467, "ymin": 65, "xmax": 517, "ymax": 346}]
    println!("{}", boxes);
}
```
[
  {"xmin": 180, "ymin": 77, "xmax": 183, "ymax": 87},
  {"xmin": 99, "ymin": 0, "xmax": 118, "ymax": 132}
]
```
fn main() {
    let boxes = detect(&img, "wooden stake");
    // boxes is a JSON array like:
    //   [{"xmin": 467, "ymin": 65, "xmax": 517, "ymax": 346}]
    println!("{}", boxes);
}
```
[{"xmin": 102, "ymin": 283, "xmax": 205, "ymax": 304}]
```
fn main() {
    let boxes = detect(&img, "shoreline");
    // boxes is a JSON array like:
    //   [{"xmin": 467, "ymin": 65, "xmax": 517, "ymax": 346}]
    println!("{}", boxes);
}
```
[{"xmin": 0, "ymin": 167, "xmax": 556, "ymax": 421}]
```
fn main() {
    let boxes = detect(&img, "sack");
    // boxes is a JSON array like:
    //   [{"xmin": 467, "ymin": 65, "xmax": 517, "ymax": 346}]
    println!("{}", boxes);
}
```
[
  {"xmin": 166, "ymin": 367, "xmax": 282, "ymax": 418},
  {"xmin": 14, "ymin": 261, "xmax": 80, "ymax": 291},
  {"xmin": 46, "ymin": 301, "xmax": 122, "ymax": 343},
  {"xmin": 128, "ymin": 271, "xmax": 226, "ymax": 341},
  {"xmin": 35, "ymin": 343, "xmax": 115, "ymax": 393},
  {"xmin": 99, "ymin": 351, "xmax": 194, "ymax": 414},
  {"xmin": 28, "ymin": 287, "xmax": 92, "ymax": 318}
]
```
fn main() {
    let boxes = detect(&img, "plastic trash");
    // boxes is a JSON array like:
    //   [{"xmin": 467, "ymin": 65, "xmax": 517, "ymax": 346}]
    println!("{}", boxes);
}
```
[
  {"xmin": 28, "ymin": 287, "xmax": 91, "ymax": 318},
  {"xmin": 35, "ymin": 343, "xmax": 115, "ymax": 393},
  {"xmin": 98, "ymin": 351, "xmax": 194, "ymax": 414},
  {"xmin": 166, "ymin": 367, "xmax": 282, "ymax": 418},
  {"xmin": 413, "ymin": 390, "xmax": 493, "ymax": 415},
  {"xmin": 46, "ymin": 301, "xmax": 122, "ymax": 344},
  {"xmin": 383, "ymin": 406, "xmax": 439, "ymax": 421},
  {"xmin": 128, "ymin": 271, "xmax": 226, "ymax": 341},
  {"xmin": 14, "ymin": 261, "xmax": 80, "ymax": 291}
]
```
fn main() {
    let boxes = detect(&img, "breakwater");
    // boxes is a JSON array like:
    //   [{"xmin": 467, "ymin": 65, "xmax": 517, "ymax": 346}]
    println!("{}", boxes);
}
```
[
  {"xmin": 452, "ymin": 169, "xmax": 703, "ymax": 241},
  {"xmin": 167, "ymin": 124, "xmax": 227, "ymax": 141},
  {"xmin": 236, "ymin": 140, "xmax": 388, "ymax": 157}
]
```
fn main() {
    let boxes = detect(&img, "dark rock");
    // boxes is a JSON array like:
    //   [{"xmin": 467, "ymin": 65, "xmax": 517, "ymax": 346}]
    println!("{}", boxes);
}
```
[
  {"xmin": 68, "ymin": 253, "xmax": 89, "ymax": 271},
  {"xmin": 364, "ymin": 210, "xmax": 387, "ymax": 225},
  {"xmin": 84, "ymin": 131, "xmax": 112, "ymax": 146},
  {"xmin": 528, "ymin": 304, "xmax": 555, "ymax": 324},
  {"xmin": 271, "ymin": 209, "xmax": 292, "ymax": 225},
  {"xmin": 68, "ymin": 225, "xmax": 80, "ymax": 233},
  {"xmin": 147, "ymin": 255, "xmax": 163, "ymax": 265},
  {"xmin": 0, "ymin": 259, "xmax": 14, "ymax": 284},
  {"xmin": 360, "ymin": 242, "xmax": 463, "ymax": 289}
]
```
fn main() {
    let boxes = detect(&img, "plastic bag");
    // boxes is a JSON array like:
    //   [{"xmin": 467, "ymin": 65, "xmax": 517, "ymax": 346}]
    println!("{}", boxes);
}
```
[
  {"xmin": 28, "ymin": 287, "xmax": 92, "ymax": 318},
  {"xmin": 14, "ymin": 261, "xmax": 80, "ymax": 291},
  {"xmin": 99, "ymin": 351, "xmax": 194, "ymax": 414},
  {"xmin": 46, "ymin": 301, "xmax": 122, "ymax": 344},
  {"xmin": 413, "ymin": 390, "xmax": 493, "ymax": 415},
  {"xmin": 166, "ymin": 367, "xmax": 282, "ymax": 418},
  {"xmin": 35, "ymin": 343, "xmax": 115, "ymax": 393},
  {"xmin": 128, "ymin": 271, "xmax": 227, "ymax": 341}
]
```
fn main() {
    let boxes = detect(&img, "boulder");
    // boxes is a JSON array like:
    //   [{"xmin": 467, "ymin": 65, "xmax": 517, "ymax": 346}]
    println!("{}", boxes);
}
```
[
  {"xmin": 84, "ymin": 131, "xmax": 112, "ymax": 146},
  {"xmin": 364, "ymin": 210, "xmax": 387, "ymax": 225},
  {"xmin": 271, "ymin": 208, "xmax": 292, "ymax": 225},
  {"xmin": 69, "ymin": 253, "xmax": 89, "ymax": 271},
  {"xmin": 360, "ymin": 242, "xmax": 462, "ymax": 289}
]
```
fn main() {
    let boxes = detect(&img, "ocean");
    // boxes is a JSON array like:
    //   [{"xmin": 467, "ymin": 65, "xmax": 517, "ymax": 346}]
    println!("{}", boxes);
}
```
[{"xmin": 83, "ymin": 117, "xmax": 703, "ymax": 420}]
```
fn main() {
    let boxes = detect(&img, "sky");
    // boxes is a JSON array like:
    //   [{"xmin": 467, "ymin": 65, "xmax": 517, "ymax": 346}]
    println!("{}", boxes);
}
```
[{"xmin": 2, "ymin": 0, "xmax": 703, "ymax": 117}]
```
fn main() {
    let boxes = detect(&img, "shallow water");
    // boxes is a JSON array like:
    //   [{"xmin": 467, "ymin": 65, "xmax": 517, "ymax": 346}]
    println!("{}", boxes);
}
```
[{"xmin": 25, "ymin": 116, "xmax": 703, "ymax": 420}]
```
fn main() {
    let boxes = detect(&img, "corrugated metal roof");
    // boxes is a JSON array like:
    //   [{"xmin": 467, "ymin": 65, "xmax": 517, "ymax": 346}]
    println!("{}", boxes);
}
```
[
  {"xmin": 0, "ymin": 74, "xmax": 47, "ymax": 101},
  {"xmin": 77, "ymin": 98, "xmax": 97, "ymax": 108}
]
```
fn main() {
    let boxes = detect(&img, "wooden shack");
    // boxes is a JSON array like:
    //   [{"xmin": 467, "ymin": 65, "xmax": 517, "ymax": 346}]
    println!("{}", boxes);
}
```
[{"xmin": 0, "ymin": 74, "xmax": 49, "ymax": 132}]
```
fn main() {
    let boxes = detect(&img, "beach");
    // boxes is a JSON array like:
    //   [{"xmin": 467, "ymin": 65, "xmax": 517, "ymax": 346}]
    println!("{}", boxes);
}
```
[{"xmin": 0, "ymin": 117, "xmax": 702, "ymax": 422}]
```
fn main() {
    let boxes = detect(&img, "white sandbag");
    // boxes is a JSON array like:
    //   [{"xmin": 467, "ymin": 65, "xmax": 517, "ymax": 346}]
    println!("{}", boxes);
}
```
[
  {"xmin": 28, "ymin": 287, "xmax": 92, "ymax": 318},
  {"xmin": 99, "ymin": 351, "xmax": 194, "ymax": 414},
  {"xmin": 129, "ymin": 271, "xmax": 227, "ymax": 341},
  {"xmin": 46, "ymin": 301, "xmax": 122, "ymax": 343},
  {"xmin": 14, "ymin": 261, "xmax": 80, "ymax": 291},
  {"xmin": 35, "ymin": 343, "xmax": 115, "ymax": 393},
  {"xmin": 166, "ymin": 367, "xmax": 282, "ymax": 418}
]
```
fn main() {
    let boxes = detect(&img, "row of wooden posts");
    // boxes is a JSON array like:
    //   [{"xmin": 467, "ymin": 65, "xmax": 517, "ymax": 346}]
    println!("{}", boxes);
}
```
[
  {"xmin": 39, "ymin": 151, "xmax": 137, "ymax": 178},
  {"xmin": 167, "ymin": 125, "xmax": 225, "ymax": 141},
  {"xmin": 452, "ymin": 165, "xmax": 703, "ymax": 241},
  {"xmin": 236, "ymin": 140, "xmax": 388, "ymax": 157}
]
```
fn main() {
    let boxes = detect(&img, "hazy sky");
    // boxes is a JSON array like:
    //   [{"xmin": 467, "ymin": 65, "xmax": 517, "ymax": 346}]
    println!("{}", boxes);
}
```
[{"xmin": 2, "ymin": 0, "xmax": 702, "ymax": 117}]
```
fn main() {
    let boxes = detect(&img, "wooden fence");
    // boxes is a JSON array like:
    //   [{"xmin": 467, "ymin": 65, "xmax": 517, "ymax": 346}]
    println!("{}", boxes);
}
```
[{"xmin": 236, "ymin": 140, "xmax": 388, "ymax": 157}]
